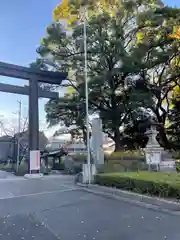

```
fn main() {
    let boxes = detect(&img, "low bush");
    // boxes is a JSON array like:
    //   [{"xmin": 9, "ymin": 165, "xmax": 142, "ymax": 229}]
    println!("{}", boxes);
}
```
[
  {"xmin": 172, "ymin": 151, "xmax": 180, "ymax": 159},
  {"xmin": 63, "ymin": 155, "xmax": 83, "ymax": 174},
  {"xmin": 98, "ymin": 163, "xmax": 125, "ymax": 173},
  {"xmin": 98, "ymin": 161, "xmax": 148, "ymax": 173},
  {"xmin": 95, "ymin": 171, "xmax": 180, "ymax": 200},
  {"xmin": 71, "ymin": 154, "xmax": 94, "ymax": 163},
  {"xmin": 105, "ymin": 151, "xmax": 145, "ymax": 162},
  {"xmin": 0, "ymin": 163, "xmax": 13, "ymax": 172},
  {"xmin": 14, "ymin": 162, "xmax": 28, "ymax": 176},
  {"xmin": 40, "ymin": 165, "xmax": 51, "ymax": 175},
  {"xmin": 175, "ymin": 160, "xmax": 180, "ymax": 172},
  {"xmin": 59, "ymin": 160, "xmax": 65, "ymax": 170},
  {"xmin": 52, "ymin": 162, "xmax": 64, "ymax": 170},
  {"xmin": 15, "ymin": 162, "xmax": 52, "ymax": 176},
  {"xmin": 72, "ymin": 154, "xmax": 87, "ymax": 163},
  {"xmin": 73, "ymin": 163, "xmax": 82, "ymax": 174}
]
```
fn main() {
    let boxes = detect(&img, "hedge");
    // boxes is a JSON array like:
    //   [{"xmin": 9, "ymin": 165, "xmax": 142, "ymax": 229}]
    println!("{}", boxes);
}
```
[
  {"xmin": 97, "ymin": 161, "xmax": 148, "ymax": 173},
  {"xmin": 14, "ymin": 162, "xmax": 28, "ymax": 176},
  {"xmin": 70, "ymin": 151, "xmax": 145, "ymax": 163},
  {"xmin": 95, "ymin": 172, "xmax": 180, "ymax": 200},
  {"xmin": 171, "ymin": 151, "xmax": 180, "ymax": 159},
  {"xmin": 105, "ymin": 151, "xmax": 145, "ymax": 162},
  {"xmin": 176, "ymin": 160, "xmax": 180, "ymax": 172},
  {"xmin": 71, "ymin": 154, "xmax": 94, "ymax": 163}
]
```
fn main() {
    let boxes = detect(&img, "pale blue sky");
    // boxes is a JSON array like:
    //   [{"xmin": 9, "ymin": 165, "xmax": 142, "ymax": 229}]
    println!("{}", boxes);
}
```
[
  {"xmin": 0, "ymin": 0, "xmax": 60, "ymax": 135},
  {"xmin": 0, "ymin": 0, "xmax": 179, "ymax": 136}
]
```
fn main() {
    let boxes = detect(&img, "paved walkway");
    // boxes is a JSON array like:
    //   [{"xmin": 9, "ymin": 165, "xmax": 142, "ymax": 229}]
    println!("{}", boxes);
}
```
[
  {"xmin": 0, "ymin": 176, "xmax": 180, "ymax": 239},
  {"xmin": 0, "ymin": 170, "xmax": 16, "ymax": 179}
]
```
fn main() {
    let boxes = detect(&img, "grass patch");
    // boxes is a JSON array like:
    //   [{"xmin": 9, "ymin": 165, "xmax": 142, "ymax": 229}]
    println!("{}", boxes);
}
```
[{"xmin": 95, "ymin": 171, "xmax": 180, "ymax": 200}]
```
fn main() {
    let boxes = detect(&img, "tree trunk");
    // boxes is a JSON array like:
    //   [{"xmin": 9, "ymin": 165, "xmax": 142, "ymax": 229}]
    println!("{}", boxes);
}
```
[
  {"xmin": 114, "ymin": 127, "xmax": 121, "ymax": 152},
  {"xmin": 154, "ymin": 109, "xmax": 170, "ymax": 148},
  {"xmin": 158, "ymin": 127, "xmax": 171, "ymax": 149},
  {"xmin": 82, "ymin": 125, "xmax": 88, "ymax": 146}
]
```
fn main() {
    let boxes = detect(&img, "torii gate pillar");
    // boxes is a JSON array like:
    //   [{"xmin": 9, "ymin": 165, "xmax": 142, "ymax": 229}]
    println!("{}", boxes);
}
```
[{"xmin": 29, "ymin": 78, "xmax": 39, "ymax": 151}]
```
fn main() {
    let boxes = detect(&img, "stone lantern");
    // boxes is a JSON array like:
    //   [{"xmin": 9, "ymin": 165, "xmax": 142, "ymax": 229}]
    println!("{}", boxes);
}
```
[{"xmin": 144, "ymin": 124, "xmax": 163, "ymax": 171}]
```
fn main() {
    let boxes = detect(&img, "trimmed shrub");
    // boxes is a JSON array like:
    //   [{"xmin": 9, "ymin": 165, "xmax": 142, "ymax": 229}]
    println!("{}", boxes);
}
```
[
  {"xmin": 72, "ymin": 154, "xmax": 87, "ymax": 163},
  {"xmin": 98, "ymin": 163, "xmax": 125, "ymax": 173},
  {"xmin": 95, "ymin": 172, "xmax": 180, "ymax": 200},
  {"xmin": 59, "ymin": 160, "xmax": 65, "ymax": 170},
  {"xmin": 172, "ymin": 151, "xmax": 180, "ymax": 159},
  {"xmin": 40, "ymin": 165, "xmax": 51, "ymax": 175},
  {"xmin": 98, "ymin": 161, "xmax": 148, "ymax": 174},
  {"xmin": 52, "ymin": 162, "xmax": 64, "ymax": 170},
  {"xmin": 105, "ymin": 151, "xmax": 145, "ymax": 162},
  {"xmin": 73, "ymin": 163, "xmax": 82, "ymax": 174},
  {"xmin": 63, "ymin": 155, "xmax": 83, "ymax": 174},
  {"xmin": 175, "ymin": 160, "xmax": 180, "ymax": 172},
  {"xmin": 71, "ymin": 154, "xmax": 94, "ymax": 163},
  {"xmin": 14, "ymin": 162, "xmax": 28, "ymax": 176}
]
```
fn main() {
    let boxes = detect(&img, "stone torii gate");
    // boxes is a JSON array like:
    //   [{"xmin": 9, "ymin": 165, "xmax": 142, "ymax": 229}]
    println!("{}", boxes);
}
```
[{"xmin": 0, "ymin": 61, "xmax": 67, "ymax": 168}]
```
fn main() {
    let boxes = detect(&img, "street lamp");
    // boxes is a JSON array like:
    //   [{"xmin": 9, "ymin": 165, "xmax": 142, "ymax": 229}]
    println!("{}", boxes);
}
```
[
  {"xmin": 80, "ymin": 5, "xmax": 91, "ymax": 184},
  {"xmin": 53, "ymin": 0, "xmax": 91, "ymax": 183}
]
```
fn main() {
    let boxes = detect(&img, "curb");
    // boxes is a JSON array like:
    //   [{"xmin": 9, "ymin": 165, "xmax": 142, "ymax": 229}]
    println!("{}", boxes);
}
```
[
  {"xmin": 77, "ymin": 183, "xmax": 180, "ymax": 214},
  {"xmin": 24, "ymin": 173, "xmax": 44, "ymax": 179}
]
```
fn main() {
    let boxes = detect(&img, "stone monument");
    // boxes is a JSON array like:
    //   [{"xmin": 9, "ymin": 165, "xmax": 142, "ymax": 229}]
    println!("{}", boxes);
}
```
[
  {"xmin": 91, "ymin": 118, "xmax": 104, "ymax": 166},
  {"xmin": 144, "ymin": 125, "xmax": 163, "ymax": 171},
  {"xmin": 82, "ymin": 118, "xmax": 104, "ymax": 183},
  {"xmin": 144, "ymin": 123, "xmax": 175, "ymax": 171}
]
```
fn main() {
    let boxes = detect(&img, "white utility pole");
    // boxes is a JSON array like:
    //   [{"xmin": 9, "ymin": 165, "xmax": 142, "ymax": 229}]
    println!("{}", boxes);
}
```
[
  {"xmin": 16, "ymin": 100, "xmax": 21, "ymax": 172},
  {"xmin": 82, "ymin": 6, "xmax": 91, "ymax": 184}
]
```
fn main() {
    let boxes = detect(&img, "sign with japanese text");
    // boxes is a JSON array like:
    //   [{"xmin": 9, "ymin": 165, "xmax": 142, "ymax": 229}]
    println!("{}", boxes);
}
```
[{"xmin": 30, "ymin": 150, "xmax": 40, "ymax": 171}]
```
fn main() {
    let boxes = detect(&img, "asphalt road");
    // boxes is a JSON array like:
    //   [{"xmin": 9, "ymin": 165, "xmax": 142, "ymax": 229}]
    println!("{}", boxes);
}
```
[{"xmin": 0, "ymin": 174, "xmax": 180, "ymax": 239}]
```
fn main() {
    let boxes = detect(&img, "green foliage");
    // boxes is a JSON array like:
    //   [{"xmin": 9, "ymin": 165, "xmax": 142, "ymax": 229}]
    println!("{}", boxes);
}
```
[
  {"xmin": 172, "ymin": 151, "xmax": 180, "ymax": 159},
  {"xmin": 175, "ymin": 160, "xmax": 180, "ymax": 172},
  {"xmin": 168, "ymin": 100, "xmax": 180, "ymax": 150},
  {"xmin": 14, "ymin": 162, "xmax": 28, "ymax": 176},
  {"xmin": 109, "ymin": 151, "xmax": 144, "ymax": 157},
  {"xmin": 95, "ymin": 172, "xmax": 180, "ymax": 200},
  {"xmin": 0, "ymin": 164, "xmax": 12, "ymax": 172},
  {"xmin": 37, "ymin": 0, "xmax": 180, "ymax": 150},
  {"xmin": 71, "ymin": 153, "xmax": 93, "ymax": 162},
  {"xmin": 45, "ymin": 97, "xmax": 87, "ymax": 143},
  {"xmin": 59, "ymin": 160, "xmax": 65, "ymax": 170},
  {"xmin": 98, "ymin": 161, "xmax": 148, "ymax": 173},
  {"xmin": 71, "ymin": 154, "xmax": 87, "ymax": 163},
  {"xmin": 64, "ymin": 160, "xmax": 83, "ymax": 174},
  {"xmin": 73, "ymin": 163, "xmax": 83, "ymax": 174},
  {"xmin": 63, "ymin": 154, "xmax": 93, "ymax": 174},
  {"xmin": 40, "ymin": 165, "xmax": 52, "ymax": 174},
  {"xmin": 98, "ymin": 163, "xmax": 125, "ymax": 173},
  {"xmin": 105, "ymin": 151, "xmax": 145, "ymax": 161}
]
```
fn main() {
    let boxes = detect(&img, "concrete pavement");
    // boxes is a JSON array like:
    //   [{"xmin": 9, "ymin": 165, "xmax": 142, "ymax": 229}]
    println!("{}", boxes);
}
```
[
  {"xmin": 0, "ymin": 175, "xmax": 180, "ymax": 239},
  {"xmin": 0, "ymin": 170, "xmax": 16, "ymax": 179}
]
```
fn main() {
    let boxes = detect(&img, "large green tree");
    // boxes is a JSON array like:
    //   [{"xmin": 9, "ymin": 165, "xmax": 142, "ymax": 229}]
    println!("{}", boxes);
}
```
[
  {"xmin": 168, "ymin": 99, "xmax": 180, "ymax": 149},
  {"xmin": 167, "ymin": 55, "xmax": 180, "ymax": 149},
  {"xmin": 45, "ymin": 93, "xmax": 89, "ymax": 144},
  {"xmin": 37, "ymin": 0, "xmax": 180, "ymax": 150},
  {"xmin": 138, "ymin": 6, "xmax": 180, "ymax": 148}
]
